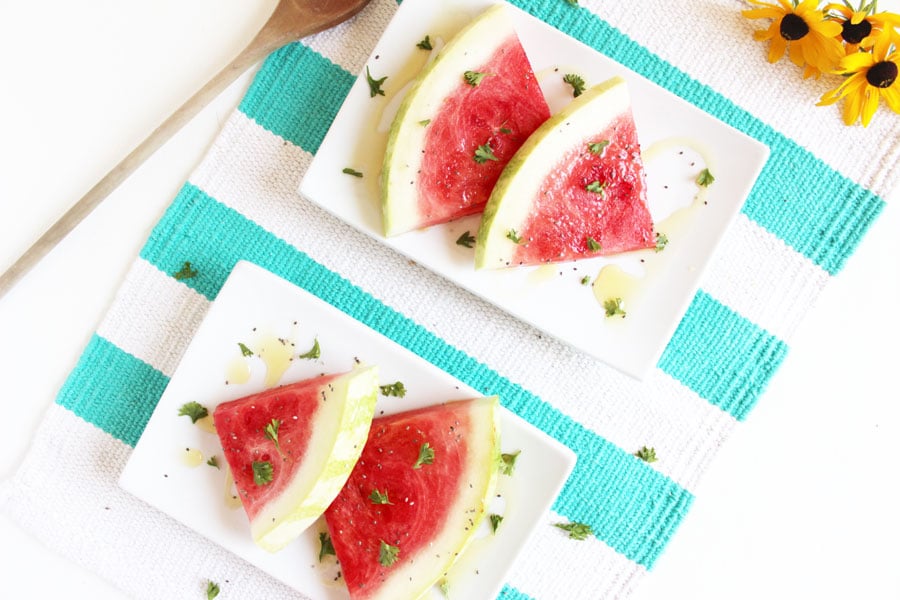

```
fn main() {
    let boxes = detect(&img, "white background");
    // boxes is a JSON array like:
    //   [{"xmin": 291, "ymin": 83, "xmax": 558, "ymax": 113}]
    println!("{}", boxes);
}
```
[{"xmin": 1, "ymin": 1, "xmax": 898, "ymax": 598}]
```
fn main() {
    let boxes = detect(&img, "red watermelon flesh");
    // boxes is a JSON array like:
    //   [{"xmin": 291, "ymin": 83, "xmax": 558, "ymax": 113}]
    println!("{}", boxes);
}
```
[
  {"xmin": 213, "ymin": 366, "xmax": 378, "ymax": 552},
  {"xmin": 514, "ymin": 112, "xmax": 655, "ymax": 264},
  {"xmin": 324, "ymin": 397, "xmax": 499, "ymax": 600},
  {"xmin": 416, "ymin": 35, "xmax": 551, "ymax": 227}
]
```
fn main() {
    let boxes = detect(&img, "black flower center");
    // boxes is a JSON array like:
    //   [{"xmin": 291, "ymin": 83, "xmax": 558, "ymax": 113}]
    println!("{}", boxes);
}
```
[
  {"xmin": 867, "ymin": 61, "xmax": 898, "ymax": 88},
  {"xmin": 780, "ymin": 13, "xmax": 809, "ymax": 40},
  {"xmin": 841, "ymin": 18, "xmax": 873, "ymax": 44}
]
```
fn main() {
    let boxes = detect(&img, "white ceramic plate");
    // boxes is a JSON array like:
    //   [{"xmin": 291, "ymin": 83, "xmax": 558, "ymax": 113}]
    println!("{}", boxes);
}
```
[
  {"xmin": 119, "ymin": 261, "xmax": 575, "ymax": 599},
  {"xmin": 299, "ymin": 0, "xmax": 769, "ymax": 379}
]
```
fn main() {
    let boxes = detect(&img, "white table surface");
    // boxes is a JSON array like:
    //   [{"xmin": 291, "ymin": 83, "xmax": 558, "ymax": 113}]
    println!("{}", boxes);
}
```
[{"xmin": 1, "ymin": 2, "xmax": 898, "ymax": 598}]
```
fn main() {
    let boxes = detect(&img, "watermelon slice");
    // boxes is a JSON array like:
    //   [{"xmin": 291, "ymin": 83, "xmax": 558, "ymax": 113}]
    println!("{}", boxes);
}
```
[
  {"xmin": 324, "ymin": 397, "xmax": 500, "ymax": 600},
  {"xmin": 381, "ymin": 5, "xmax": 551, "ymax": 236},
  {"xmin": 213, "ymin": 365, "xmax": 379, "ymax": 552},
  {"xmin": 476, "ymin": 76, "xmax": 656, "ymax": 269}
]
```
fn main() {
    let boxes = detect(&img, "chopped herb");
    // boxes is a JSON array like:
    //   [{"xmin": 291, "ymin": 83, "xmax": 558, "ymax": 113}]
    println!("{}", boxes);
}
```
[
  {"xmin": 177, "ymin": 402, "xmax": 208, "ymax": 424},
  {"xmin": 206, "ymin": 581, "xmax": 220, "ymax": 600},
  {"xmin": 416, "ymin": 35, "xmax": 433, "ymax": 50},
  {"xmin": 554, "ymin": 521, "xmax": 593, "ymax": 540},
  {"xmin": 438, "ymin": 578, "xmax": 450, "ymax": 597},
  {"xmin": 318, "ymin": 532, "xmax": 336, "ymax": 562},
  {"xmin": 635, "ymin": 446, "xmax": 658, "ymax": 463},
  {"xmin": 696, "ymin": 168, "xmax": 715, "ymax": 187},
  {"xmin": 252, "ymin": 460, "xmax": 274, "ymax": 486},
  {"xmin": 500, "ymin": 450, "xmax": 520, "ymax": 475},
  {"xmin": 586, "ymin": 237, "xmax": 602, "ymax": 252},
  {"xmin": 456, "ymin": 231, "xmax": 476, "ymax": 248},
  {"xmin": 654, "ymin": 232, "xmax": 669, "ymax": 252},
  {"xmin": 419, "ymin": 119, "xmax": 431, "ymax": 126},
  {"xmin": 413, "ymin": 442, "xmax": 435, "ymax": 469},
  {"xmin": 298, "ymin": 338, "xmax": 321, "ymax": 360},
  {"xmin": 489, "ymin": 513, "xmax": 503, "ymax": 534},
  {"xmin": 580, "ymin": 275, "xmax": 591, "ymax": 286},
  {"xmin": 370, "ymin": 488, "xmax": 393, "ymax": 505},
  {"xmin": 588, "ymin": 140, "xmax": 609, "ymax": 155},
  {"xmin": 173, "ymin": 261, "xmax": 198, "ymax": 281},
  {"xmin": 499, "ymin": 127, "xmax": 512, "ymax": 134},
  {"xmin": 563, "ymin": 73, "xmax": 586, "ymax": 97},
  {"xmin": 603, "ymin": 297, "xmax": 626, "ymax": 318},
  {"xmin": 366, "ymin": 66, "xmax": 387, "ymax": 97},
  {"xmin": 464, "ymin": 70, "xmax": 490, "ymax": 86},
  {"xmin": 585, "ymin": 180, "xmax": 606, "ymax": 194},
  {"xmin": 342, "ymin": 167, "xmax": 363, "ymax": 177},
  {"xmin": 238, "ymin": 342, "xmax": 253, "ymax": 357},
  {"xmin": 474, "ymin": 143, "xmax": 498, "ymax": 163},
  {"xmin": 378, "ymin": 540, "xmax": 400, "ymax": 566},
  {"xmin": 506, "ymin": 229, "xmax": 523, "ymax": 244},
  {"xmin": 379, "ymin": 381, "xmax": 407, "ymax": 397},
  {"xmin": 264, "ymin": 418, "xmax": 284, "ymax": 458},
  {"xmin": 206, "ymin": 456, "xmax": 220, "ymax": 469}
]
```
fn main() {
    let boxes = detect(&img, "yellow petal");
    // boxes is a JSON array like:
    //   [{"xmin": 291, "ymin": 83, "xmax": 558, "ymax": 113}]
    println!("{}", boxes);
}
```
[
  {"xmin": 742, "ymin": 7, "xmax": 786, "ymax": 19},
  {"xmin": 841, "ymin": 51, "xmax": 877, "ymax": 72},
  {"xmin": 850, "ymin": 11, "xmax": 866, "ymax": 25},
  {"xmin": 843, "ymin": 86, "xmax": 864, "ymax": 124},
  {"xmin": 769, "ymin": 35, "xmax": 788, "ymax": 63},
  {"xmin": 861, "ymin": 87, "xmax": 880, "ymax": 126},
  {"xmin": 789, "ymin": 40, "xmax": 806, "ymax": 66},
  {"xmin": 880, "ymin": 86, "xmax": 900, "ymax": 113}
]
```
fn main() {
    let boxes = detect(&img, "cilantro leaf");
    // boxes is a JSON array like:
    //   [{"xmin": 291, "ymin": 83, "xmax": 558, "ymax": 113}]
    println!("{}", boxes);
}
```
[
  {"xmin": 418, "ymin": 119, "xmax": 431, "ymax": 126},
  {"xmin": 252, "ymin": 460, "xmax": 274, "ymax": 486},
  {"xmin": 635, "ymin": 446, "xmax": 658, "ymax": 463},
  {"xmin": 238, "ymin": 342, "xmax": 253, "ymax": 357},
  {"xmin": 378, "ymin": 540, "xmax": 400, "ymax": 566},
  {"xmin": 580, "ymin": 275, "xmax": 591, "ymax": 286},
  {"xmin": 439, "ymin": 578, "xmax": 450, "ymax": 597},
  {"xmin": 206, "ymin": 581, "xmax": 220, "ymax": 600},
  {"xmin": 696, "ymin": 168, "xmax": 715, "ymax": 187},
  {"xmin": 474, "ymin": 143, "xmax": 498, "ymax": 163},
  {"xmin": 456, "ymin": 231, "xmax": 476, "ymax": 248},
  {"xmin": 554, "ymin": 521, "xmax": 593, "ymax": 540},
  {"xmin": 264, "ymin": 418, "xmax": 285, "ymax": 459},
  {"xmin": 500, "ymin": 450, "xmax": 520, "ymax": 475},
  {"xmin": 366, "ymin": 66, "xmax": 387, "ymax": 97},
  {"xmin": 585, "ymin": 180, "xmax": 606, "ymax": 194},
  {"xmin": 563, "ymin": 73, "xmax": 586, "ymax": 97},
  {"xmin": 654, "ymin": 232, "xmax": 669, "ymax": 253},
  {"xmin": 379, "ymin": 381, "xmax": 407, "ymax": 397},
  {"xmin": 342, "ymin": 167, "xmax": 363, "ymax": 177},
  {"xmin": 206, "ymin": 456, "xmax": 219, "ymax": 469},
  {"xmin": 298, "ymin": 338, "xmax": 320, "ymax": 360},
  {"xmin": 506, "ymin": 229, "xmax": 523, "ymax": 244},
  {"xmin": 588, "ymin": 140, "xmax": 609, "ymax": 155},
  {"xmin": 413, "ymin": 442, "xmax": 435, "ymax": 469},
  {"xmin": 318, "ymin": 532, "xmax": 336, "ymax": 562},
  {"xmin": 416, "ymin": 35, "xmax": 433, "ymax": 50},
  {"xmin": 464, "ymin": 70, "xmax": 491, "ymax": 86},
  {"xmin": 173, "ymin": 261, "xmax": 198, "ymax": 281},
  {"xmin": 370, "ymin": 488, "xmax": 393, "ymax": 504},
  {"xmin": 489, "ymin": 513, "xmax": 503, "ymax": 534},
  {"xmin": 177, "ymin": 401, "xmax": 208, "ymax": 424},
  {"xmin": 603, "ymin": 297, "xmax": 626, "ymax": 318},
  {"xmin": 587, "ymin": 237, "xmax": 602, "ymax": 252}
]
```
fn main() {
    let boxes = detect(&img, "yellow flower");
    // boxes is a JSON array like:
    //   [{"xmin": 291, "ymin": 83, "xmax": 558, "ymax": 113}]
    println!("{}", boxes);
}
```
[
  {"xmin": 825, "ymin": 2, "xmax": 900, "ymax": 53},
  {"xmin": 818, "ymin": 34, "xmax": 900, "ymax": 126},
  {"xmin": 743, "ymin": 0, "xmax": 846, "ymax": 77}
]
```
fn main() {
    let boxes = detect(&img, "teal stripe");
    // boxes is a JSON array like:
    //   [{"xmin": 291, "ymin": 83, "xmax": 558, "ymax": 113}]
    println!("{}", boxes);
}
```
[
  {"xmin": 498, "ymin": 585, "xmax": 534, "ymax": 600},
  {"xmin": 658, "ymin": 291, "xmax": 789, "ymax": 421},
  {"xmin": 238, "ymin": 43, "xmax": 355, "ymax": 154},
  {"xmin": 56, "ymin": 335, "xmax": 170, "ymax": 447},
  {"xmin": 506, "ymin": 0, "xmax": 883, "ymax": 274},
  {"xmin": 139, "ymin": 183, "xmax": 692, "ymax": 567}
]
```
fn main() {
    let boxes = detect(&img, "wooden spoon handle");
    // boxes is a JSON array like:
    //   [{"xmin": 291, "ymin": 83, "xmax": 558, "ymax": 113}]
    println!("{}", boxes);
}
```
[{"xmin": 0, "ymin": 7, "xmax": 296, "ymax": 299}]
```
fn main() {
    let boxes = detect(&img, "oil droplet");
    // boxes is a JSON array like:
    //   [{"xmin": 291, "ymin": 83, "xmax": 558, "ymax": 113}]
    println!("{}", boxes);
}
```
[
  {"xmin": 257, "ymin": 336, "xmax": 293, "ymax": 387},
  {"xmin": 592, "ymin": 264, "xmax": 639, "ymax": 312},
  {"xmin": 223, "ymin": 467, "xmax": 242, "ymax": 510},
  {"xmin": 180, "ymin": 447, "xmax": 204, "ymax": 468},
  {"xmin": 196, "ymin": 415, "xmax": 216, "ymax": 434},
  {"xmin": 225, "ymin": 356, "xmax": 251, "ymax": 385},
  {"xmin": 527, "ymin": 264, "xmax": 558, "ymax": 285}
]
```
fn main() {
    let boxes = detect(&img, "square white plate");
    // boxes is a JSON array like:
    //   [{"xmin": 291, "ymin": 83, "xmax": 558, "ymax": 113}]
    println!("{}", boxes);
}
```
[
  {"xmin": 299, "ymin": 0, "xmax": 769, "ymax": 379},
  {"xmin": 119, "ymin": 261, "xmax": 575, "ymax": 599}
]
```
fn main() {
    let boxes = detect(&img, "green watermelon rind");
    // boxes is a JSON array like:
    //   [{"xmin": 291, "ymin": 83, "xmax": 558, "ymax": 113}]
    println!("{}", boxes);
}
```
[
  {"xmin": 381, "ymin": 5, "xmax": 516, "ymax": 237},
  {"xmin": 475, "ymin": 76, "xmax": 631, "ymax": 269},
  {"xmin": 250, "ymin": 365, "xmax": 379, "ymax": 552}
]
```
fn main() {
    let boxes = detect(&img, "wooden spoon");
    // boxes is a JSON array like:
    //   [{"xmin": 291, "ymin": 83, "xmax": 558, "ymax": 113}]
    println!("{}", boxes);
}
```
[{"xmin": 0, "ymin": 0, "xmax": 371, "ymax": 298}]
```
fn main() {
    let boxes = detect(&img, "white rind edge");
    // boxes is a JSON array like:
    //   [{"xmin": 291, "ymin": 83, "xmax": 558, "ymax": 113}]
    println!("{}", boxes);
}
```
[
  {"xmin": 476, "ymin": 77, "xmax": 630, "ymax": 269},
  {"xmin": 250, "ymin": 365, "xmax": 379, "ymax": 552},
  {"xmin": 382, "ymin": 4, "xmax": 515, "ymax": 236},
  {"xmin": 370, "ymin": 396, "xmax": 501, "ymax": 599}
]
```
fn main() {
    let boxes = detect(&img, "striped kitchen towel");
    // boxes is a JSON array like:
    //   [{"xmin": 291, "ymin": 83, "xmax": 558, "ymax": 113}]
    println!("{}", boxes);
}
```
[{"xmin": 2, "ymin": 0, "xmax": 896, "ymax": 598}]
